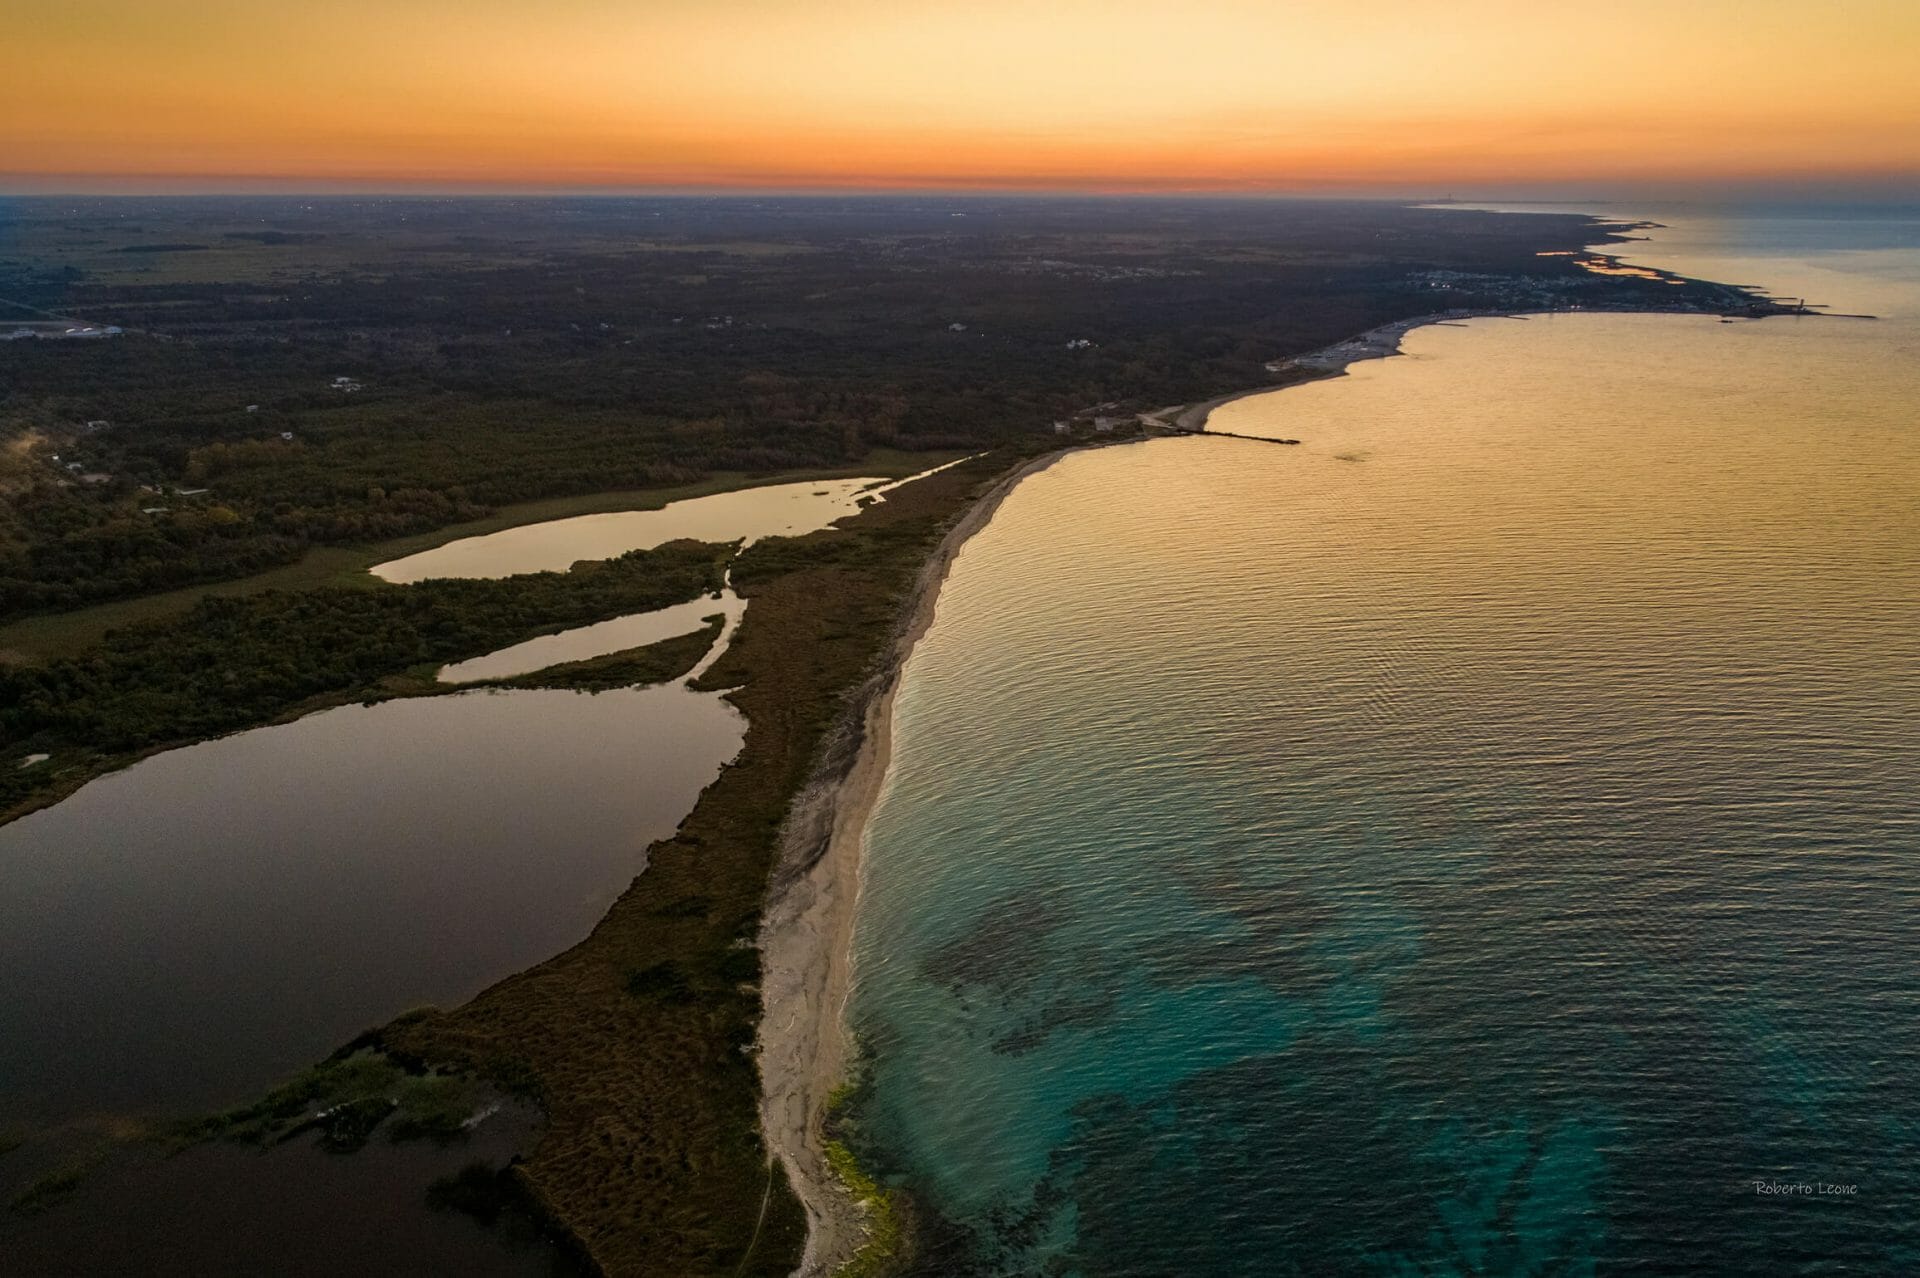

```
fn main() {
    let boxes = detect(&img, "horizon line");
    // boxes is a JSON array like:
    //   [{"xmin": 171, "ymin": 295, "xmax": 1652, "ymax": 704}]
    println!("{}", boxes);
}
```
[{"xmin": 8, "ymin": 179, "xmax": 1920, "ymax": 204}]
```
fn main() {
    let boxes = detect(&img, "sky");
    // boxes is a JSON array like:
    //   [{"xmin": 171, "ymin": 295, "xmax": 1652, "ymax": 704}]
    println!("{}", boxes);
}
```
[{"xmin": 4, "ymin": 0, "xmax": 1919, "ymax": 194}]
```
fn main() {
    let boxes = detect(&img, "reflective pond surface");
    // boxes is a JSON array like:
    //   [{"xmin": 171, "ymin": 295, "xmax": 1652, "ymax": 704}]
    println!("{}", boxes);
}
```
[
  {"xmin": 437, "ymin": 593, "xmax": 736, "ymax": 683},
  {"xmin": 0, "ymin": 683, "xmax": 744, "ymax": 1126},
  {"xmin": 372, "ymin": 477, "xmax": 885, "ymax": 582}
]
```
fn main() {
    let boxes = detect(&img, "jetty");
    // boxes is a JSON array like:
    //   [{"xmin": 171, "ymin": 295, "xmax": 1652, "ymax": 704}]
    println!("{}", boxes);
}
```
[{"xmin": 1200, "ymin": 430, "xmax": 1301, "ymax": 446}]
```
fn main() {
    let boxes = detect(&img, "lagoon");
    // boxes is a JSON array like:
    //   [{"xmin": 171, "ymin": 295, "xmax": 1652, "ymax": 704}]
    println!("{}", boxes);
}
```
[
  {"xmin": 372, "ymin": 476, "xmax": 884, "ymax": 583},
  {"xmin": 0, "ymin": 681, "xmax": 742, "ymax": 1128}
]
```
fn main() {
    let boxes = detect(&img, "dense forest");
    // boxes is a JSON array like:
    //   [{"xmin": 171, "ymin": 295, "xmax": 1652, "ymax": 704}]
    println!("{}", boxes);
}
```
[{"xmin": 0, "ymin": 196, "xmax": 1754, "ymax": 618}]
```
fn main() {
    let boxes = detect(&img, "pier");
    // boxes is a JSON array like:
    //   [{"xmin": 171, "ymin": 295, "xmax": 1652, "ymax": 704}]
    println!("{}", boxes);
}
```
[{"xmin": 1165, "ymin": 427, "xmax": 1301, "ymax": 446}]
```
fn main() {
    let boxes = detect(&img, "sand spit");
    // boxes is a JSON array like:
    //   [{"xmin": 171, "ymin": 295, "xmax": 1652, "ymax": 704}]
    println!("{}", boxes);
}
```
[{"xmin": 756, "ymin": 450, "xmax": 1073, "ymax": 1276}]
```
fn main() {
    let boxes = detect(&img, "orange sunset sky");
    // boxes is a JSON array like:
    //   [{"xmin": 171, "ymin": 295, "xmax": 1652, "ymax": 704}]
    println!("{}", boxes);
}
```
[{"xmin": 5, "ymin": 0, "xmax": 1919, "ymax": 193}]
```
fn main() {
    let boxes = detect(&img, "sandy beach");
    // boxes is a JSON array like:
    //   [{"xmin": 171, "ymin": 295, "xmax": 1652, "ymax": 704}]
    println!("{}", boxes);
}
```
[{"xmin": 755, "ymin": 449, "xmax": 1074, "ymax": 1276}]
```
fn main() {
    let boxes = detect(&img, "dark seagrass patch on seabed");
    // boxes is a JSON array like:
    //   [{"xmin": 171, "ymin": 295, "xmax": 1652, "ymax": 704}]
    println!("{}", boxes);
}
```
[{"xmin": 920, "ymin": 893, "xmax": 1070, "ymax": 999}]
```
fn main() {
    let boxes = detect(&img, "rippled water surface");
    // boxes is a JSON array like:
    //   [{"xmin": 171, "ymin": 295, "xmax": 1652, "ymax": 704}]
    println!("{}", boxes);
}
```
[{"xmin": 848, "ymin": 207, "xmax": 1920, "ymax": 1273}]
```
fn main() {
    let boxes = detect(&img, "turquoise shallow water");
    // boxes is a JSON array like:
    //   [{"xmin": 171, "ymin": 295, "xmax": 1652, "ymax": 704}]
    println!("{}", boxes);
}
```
[{"xmin": 846, "ymin": 206, "xmax": 1920, "ymax": 1274}]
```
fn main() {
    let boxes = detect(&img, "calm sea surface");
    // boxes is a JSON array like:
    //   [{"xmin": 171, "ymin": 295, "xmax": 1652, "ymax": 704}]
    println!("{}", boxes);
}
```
[{"xmin": 847, "ymin": 205, "xmax": 1920, "ymax": 1274}]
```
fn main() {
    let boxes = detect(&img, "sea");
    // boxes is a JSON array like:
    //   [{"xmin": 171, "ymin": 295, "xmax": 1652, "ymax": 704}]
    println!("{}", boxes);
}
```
[{"xmin": 843, "ymin": 203, "xmax": 1920, "ymax": 1274}]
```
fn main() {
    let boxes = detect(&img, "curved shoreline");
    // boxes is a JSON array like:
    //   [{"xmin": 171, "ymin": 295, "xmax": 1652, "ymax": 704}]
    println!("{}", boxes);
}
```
[
  {"xmin": 756, "ymin": 298, "xmax": 1802, "ymax": 1275},
  {"xmin": 1169, "ymin": 310, "xmax": 1468, "ymax": 432},
  {"xmin": 1172, "ymin": 297, "xmax": 1799, "ymax": 437},
  {"xmin": 754, "ymin": 255, "xmax": 1806, "ymax": 1271},
  {"xmin": 756, "ymin": 448, "xmax": 1075, "ymax": 1276}
]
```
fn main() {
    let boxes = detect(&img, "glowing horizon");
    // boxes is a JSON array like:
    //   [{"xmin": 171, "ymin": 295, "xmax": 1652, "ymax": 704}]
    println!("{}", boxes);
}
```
[{"xmin": 5, "ymin": 0, "xmax": 1919, "ymax": 194}]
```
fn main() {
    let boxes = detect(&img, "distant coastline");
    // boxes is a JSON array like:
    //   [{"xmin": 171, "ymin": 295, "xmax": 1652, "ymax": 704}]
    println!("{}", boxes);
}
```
[
  {"xmin": 1167, "ymin": 310, "xmax": 1459, "ymax": 431},
  {"xmin": 1163, "ymin": 216, "xmax": 1809, "ymax": 433},
  {"xmin": 1173, "ymin": 301, "xmax": 1806, "ymax": 436}
]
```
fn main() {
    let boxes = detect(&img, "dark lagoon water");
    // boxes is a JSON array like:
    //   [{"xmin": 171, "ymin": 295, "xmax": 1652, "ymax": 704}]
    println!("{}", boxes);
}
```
[
  {"xmin": 0, "ymin": 482, "xmax": 788, "ymax": 1268},
  {"xmin": 846, "ymin": 205, "xmax": 1920, "ymax": 1274},
  {"xmin": 0, "ymin": 682, "xmax": 742, "ymax": 1127},
  {"xmin": 0, "ymin": 1104, "xmax": 562, "ymax": 1277},
  {"xmin": 0, "ymin": 676, "xmax": 738, "ymax": 1272},
  {"xmin": 0, "ymin": 466, "xmax": 937, "ymax": 1133}
]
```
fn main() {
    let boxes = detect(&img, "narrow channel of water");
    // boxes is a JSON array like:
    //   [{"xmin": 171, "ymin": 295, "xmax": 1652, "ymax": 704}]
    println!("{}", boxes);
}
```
[{"xmin": 437, "ymin": 593, "xmax": 733, "ymax": 683}]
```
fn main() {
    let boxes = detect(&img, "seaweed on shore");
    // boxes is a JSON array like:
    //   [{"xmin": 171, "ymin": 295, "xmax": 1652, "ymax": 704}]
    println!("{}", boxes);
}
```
[
  {"xmin": 820, "ymin": 1077, "xmax": 910, "ymax": 1278},
  {"xmin": 821, "ymin": 1138, "xmax": 906, "ymax": 1278}
]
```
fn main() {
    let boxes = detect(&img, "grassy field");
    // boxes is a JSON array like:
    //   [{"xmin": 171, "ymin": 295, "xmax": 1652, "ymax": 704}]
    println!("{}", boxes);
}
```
[
  {"xmin": 379, "ymin": 448, "xmax": 1029, "ymax": 1277},
  {"xmin": 0, "ymin": 448, "xmax": 956, "ymax": 661}
]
